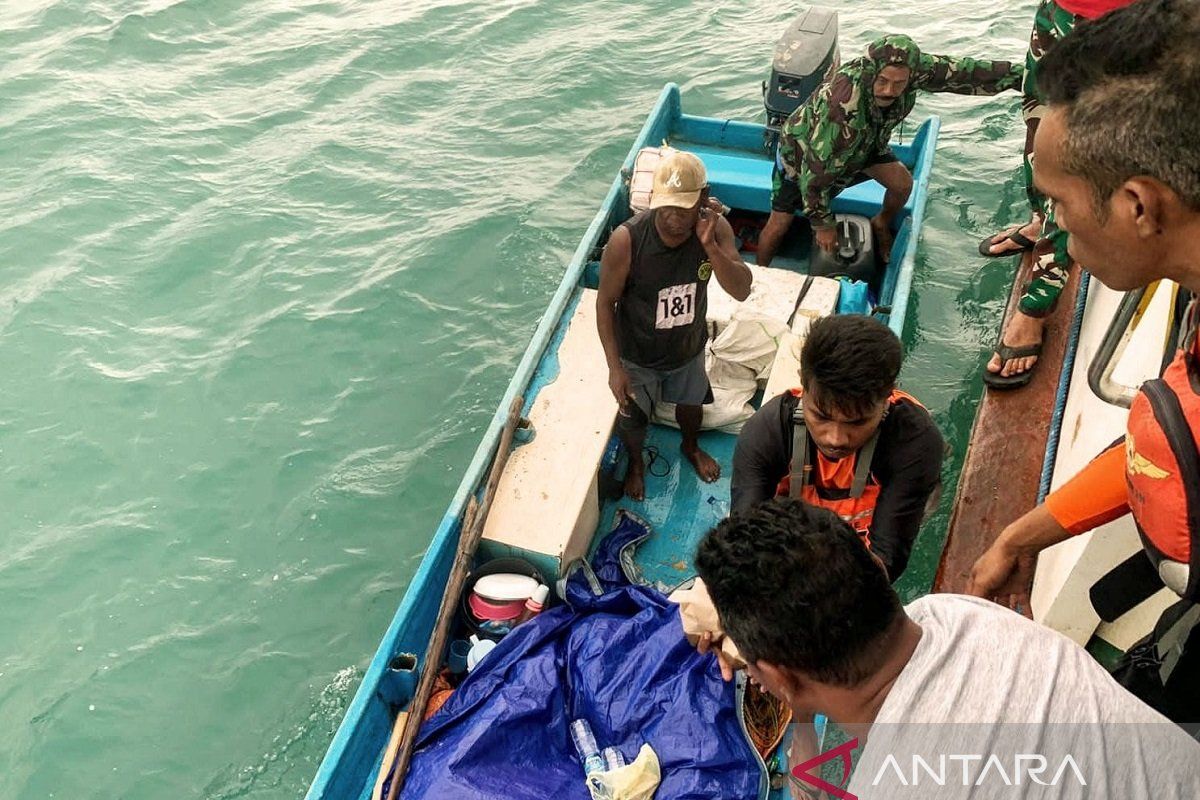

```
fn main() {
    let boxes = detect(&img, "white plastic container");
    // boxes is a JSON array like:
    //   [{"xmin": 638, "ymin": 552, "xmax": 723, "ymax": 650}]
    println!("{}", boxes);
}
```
[{"xmin": 472, "ymin": 572, "xmax": 539, "ymax": 603}]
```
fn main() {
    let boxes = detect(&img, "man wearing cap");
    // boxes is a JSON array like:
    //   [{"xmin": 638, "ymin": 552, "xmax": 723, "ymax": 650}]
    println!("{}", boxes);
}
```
[
  {"xmin": 596, "ymin": 149, "xmax": 752, "ymax": 500},
  {"xmin": 755, "ymin": 34, "xmax": 1023, "ymax": 268}
]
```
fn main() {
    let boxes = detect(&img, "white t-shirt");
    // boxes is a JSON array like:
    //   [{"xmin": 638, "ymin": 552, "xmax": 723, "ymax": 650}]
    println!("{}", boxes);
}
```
[{"xmin": 841, "ymin": 594, "xmax": 1200, "ymax": 799}]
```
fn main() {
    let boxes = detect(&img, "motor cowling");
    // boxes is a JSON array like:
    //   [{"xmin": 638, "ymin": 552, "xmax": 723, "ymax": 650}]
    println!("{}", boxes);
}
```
[
  {"xmin": 808, "ymin": 214, "xmax": 878, "ymax": 284},
  {"xmin": 762, "ymin": 7, "xmax": 840, "ymax": 132}
]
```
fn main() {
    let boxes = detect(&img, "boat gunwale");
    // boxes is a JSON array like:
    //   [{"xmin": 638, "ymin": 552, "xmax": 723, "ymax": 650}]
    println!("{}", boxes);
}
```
[{"xmin": 304, "ymin": 83, "xmax": 683, "ymax": 800}]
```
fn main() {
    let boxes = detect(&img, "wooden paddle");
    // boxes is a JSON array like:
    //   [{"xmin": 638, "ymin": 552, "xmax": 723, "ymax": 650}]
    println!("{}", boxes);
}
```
[{"xmin": 379, "ymin": 395, "xmax": 525, "ymax": 800}]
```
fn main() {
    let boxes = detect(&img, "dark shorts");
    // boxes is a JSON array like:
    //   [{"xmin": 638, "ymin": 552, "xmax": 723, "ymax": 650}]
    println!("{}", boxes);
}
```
[
  {"xmin": 620, "ymin": 351, "xmax": 713, "ymax": 422},
  {"xmin": 770, "ymin": 149, "xmax": 899, "ymax": 215}
]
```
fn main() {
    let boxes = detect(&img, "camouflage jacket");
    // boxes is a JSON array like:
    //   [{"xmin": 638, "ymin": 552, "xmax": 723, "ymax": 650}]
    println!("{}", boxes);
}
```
[{"xmin": 779, "ymin": 34, "xmax": 1023, "ymax": 227}]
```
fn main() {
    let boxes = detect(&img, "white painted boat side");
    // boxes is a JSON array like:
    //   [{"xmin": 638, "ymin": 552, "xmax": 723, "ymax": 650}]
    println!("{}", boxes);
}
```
[{"xmin": 1033, "ymin": 279, "xmax": 1179, "ymax": 650}]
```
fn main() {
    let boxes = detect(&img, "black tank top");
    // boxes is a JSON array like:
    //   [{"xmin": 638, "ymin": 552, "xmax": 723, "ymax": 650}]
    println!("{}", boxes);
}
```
[{"xmin": 616, "ymin": 209, "xmax": 711, "ymax": 370}]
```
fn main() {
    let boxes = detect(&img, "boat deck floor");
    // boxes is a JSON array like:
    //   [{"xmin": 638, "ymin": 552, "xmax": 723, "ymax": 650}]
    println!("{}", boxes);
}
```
[{"xmin": 593, "ymin": 423, "xmax": 737, "ymax": 590}]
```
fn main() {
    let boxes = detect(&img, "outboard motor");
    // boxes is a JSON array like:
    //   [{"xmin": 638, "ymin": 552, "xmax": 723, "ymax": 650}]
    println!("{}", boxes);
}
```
[
  {"xmin": 763, "ymin": 7, "xmax": 840, "ymax": 134},
  {"xmin": 808, "ymin": 214, "xmax": 877, "ymax": 284}
]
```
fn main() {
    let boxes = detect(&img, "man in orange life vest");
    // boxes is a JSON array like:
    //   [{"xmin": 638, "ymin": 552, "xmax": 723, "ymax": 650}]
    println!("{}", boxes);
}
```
[
  {"xmin": 968, "ymin": 0, "xmax": 1200, "ymax": 709},
  {"xmin": 731, "ymin": 315, "xmax": 945, "ymax": 581}
]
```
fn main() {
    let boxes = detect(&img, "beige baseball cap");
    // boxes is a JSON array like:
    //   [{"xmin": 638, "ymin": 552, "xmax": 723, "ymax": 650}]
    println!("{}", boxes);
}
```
[{"xmin": 649, "ymin": 149, "xmax": 707, "ymax": 210}]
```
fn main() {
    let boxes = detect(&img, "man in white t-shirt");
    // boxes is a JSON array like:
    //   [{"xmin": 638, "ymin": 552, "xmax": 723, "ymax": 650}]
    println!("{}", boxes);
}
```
[{"xmin": 695, "ymin": 499, "xmax": 1200, "ymax": 799}]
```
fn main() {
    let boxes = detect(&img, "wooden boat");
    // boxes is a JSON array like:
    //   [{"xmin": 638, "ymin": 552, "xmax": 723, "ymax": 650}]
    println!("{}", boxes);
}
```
[
  {"xmin": 940, "ymin": 238, "xmax": 1188, "ymax": 660},
  {"xmin": 306, "ymin": 79, "xmax": 941, "ymax": 800}
]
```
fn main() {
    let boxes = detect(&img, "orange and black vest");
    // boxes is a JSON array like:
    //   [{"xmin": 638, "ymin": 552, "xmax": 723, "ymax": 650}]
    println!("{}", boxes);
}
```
[
  {"xmin": 1126, "ymin": 299, "xmax": 1200, "ymax": 601},
  {"xmin": 774, "ymin": 388, "xmax": 923, "ymax": 542}
]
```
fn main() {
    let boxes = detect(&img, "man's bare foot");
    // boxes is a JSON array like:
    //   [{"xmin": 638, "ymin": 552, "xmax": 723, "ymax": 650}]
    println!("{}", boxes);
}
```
[
  {"xmin": 682, "ymin": 445, "xmax": 721, "ymax": 483},
  {"xmin": 623, "ymin": 458, "xmax": 646, "ymax": 501},
  {"xmin": 870, "ymin": 214, "xmax": 894, "ymax": 263},
  {"xmin": 983, "ymin": 216, "xmax": 1042, "ymax": 256},
  {"xmin": 987, "ymin": 311, "xmax": 1045, "ymax": 377}
]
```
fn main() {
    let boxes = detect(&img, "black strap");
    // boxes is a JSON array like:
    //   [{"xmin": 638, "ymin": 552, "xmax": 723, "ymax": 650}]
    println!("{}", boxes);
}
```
[
  {"xmin": 1140, "ymin": 379, "xmax": 1200, "ymax": 601},
  {"xmin": 787, "ymin": 275, "xmax": 816, "ymax": 329},
  {"xmin": 1090, "ymin": 551, "xmax": 1163, "ymax": 623},
  {"xmin": 850, "ymin": 430, "xmax": 880, "ymax": 499},
  {"xmin": 788, "ymin": 401, "xmax": 809, "ymax": 499}
]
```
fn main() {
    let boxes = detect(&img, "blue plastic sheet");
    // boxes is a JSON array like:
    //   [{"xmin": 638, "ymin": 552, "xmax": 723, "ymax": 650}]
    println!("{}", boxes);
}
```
[{"xmin": 401, "ymin": 512, "xmax": 763, "ymax": 799}]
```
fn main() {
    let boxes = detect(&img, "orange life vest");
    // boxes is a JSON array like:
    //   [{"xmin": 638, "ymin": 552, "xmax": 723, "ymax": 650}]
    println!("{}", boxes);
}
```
[
  {"xmin": 774, "ymin": 388, "xmax": 923, "ymax": 543},
  {"xmin": 1125, "ymin": 299, "xmax": 1200, "ymax": 600}
]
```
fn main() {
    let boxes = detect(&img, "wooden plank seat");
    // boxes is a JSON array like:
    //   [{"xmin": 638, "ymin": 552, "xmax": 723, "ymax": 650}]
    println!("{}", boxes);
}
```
[
  {"xmin": 480, "ymin": 289, "xmax": 618, "ymax": 581},
  {"xmin": 687, "ymin": 145, "xmax": 907, "ymax": 219}
]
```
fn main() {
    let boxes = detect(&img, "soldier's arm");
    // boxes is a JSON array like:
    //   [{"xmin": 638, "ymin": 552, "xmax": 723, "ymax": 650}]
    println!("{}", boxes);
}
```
[
  {"xmin": 797, "ymin": 75, "xmax": 859, "ymax": 228},
  {"xmin": 799, "ymin": 143, "xmax": 839, "ymax": 229},
  {"xmin": 912, "ymin": 53, "xmax": 1023, "ymax": 96}
]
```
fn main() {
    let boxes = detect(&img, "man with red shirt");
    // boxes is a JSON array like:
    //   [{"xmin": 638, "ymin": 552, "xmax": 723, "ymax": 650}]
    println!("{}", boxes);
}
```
[
  {"xmin": 981, "ymin": 0, "xmax": 1136, "ymax": 389},
  {"xmin": 968, "ymin": 0, "xmax": 1200, "ymax": 719}
]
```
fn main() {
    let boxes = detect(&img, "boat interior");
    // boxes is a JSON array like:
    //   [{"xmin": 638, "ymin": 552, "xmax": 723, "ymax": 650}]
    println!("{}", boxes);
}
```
[
  {"xmin": 478, "ymin": 105, "xmax": 939, "ymax": 596},
  {"xmin": 309, "ymin": 80, "xmax": 941, "ymax": 800}
]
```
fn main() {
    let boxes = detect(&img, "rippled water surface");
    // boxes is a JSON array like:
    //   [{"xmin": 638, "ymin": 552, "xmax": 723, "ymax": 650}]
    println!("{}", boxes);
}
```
[{"xmin": 0, "ymin": 1, "xmax": 1034, "ymax": 796}]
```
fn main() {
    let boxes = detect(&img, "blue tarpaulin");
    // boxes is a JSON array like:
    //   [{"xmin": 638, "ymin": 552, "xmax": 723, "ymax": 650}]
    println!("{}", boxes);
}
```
[{"xmin": 400, "ymin": 511, "xmax": 764, "ymax": 799}]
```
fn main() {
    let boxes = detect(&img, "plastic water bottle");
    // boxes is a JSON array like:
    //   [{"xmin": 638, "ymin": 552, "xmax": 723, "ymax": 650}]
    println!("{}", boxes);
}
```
[
  {"xmin": 569, "ymin": 719, "xmax": 605, "ymax": 776},
  {"xmin": 601, "ymin": 746, "xmax": 626, "ymax": 771},
  {"xmin": 706, "ymin": 494, "xmax": 729, "ymax": 518},
  {"xmin": 600, "ymin": 436, "xmax": 622, "ymax": 473}
]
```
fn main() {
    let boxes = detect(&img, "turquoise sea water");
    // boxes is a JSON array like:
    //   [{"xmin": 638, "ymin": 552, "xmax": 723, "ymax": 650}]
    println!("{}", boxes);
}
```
[{"xmin": 0, "ymin": 1, "xmax": 1034, "ymax": 796}]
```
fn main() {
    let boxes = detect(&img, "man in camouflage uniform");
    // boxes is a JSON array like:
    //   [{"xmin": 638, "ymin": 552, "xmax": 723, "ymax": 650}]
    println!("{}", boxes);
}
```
[
  {"xmin": 756, "ymin": 34, "xmax": 1022, "ymax": 268},
  {"xmin": 982, "ymin": 0, "xmax": 1134, "ymax": 389}
]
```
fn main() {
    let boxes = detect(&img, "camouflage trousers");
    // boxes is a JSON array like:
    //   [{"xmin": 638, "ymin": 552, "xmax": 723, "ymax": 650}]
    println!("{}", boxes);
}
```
[{"xmin": 1017, "ymin": 0, "xmax": 1077, "ymax": 317}]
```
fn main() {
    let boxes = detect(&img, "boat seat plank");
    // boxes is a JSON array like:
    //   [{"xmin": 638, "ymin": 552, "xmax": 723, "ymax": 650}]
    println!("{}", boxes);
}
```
[
  {"xmin": 682, "ymin": 145, "xmax": 914, "ymax": 219},
  {"xmin": 481, "ymin": 289, "xmax": 618, "ymax": 578}
]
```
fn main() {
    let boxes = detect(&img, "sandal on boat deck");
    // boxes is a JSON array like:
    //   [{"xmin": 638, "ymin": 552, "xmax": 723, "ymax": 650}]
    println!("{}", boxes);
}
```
[
  {"xmin": 978, "ymin": 229, "xmax": 1037, "ymax": 258},
  {"xmin": 982, "ymin": 340, "xmax": 1044, "ymax": 390}
]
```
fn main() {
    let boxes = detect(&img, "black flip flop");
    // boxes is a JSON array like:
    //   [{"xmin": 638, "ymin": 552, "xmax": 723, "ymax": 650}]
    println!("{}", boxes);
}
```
[
  {"xmin": 982, "ymin": 340, "xmax": 1044, "ymax": 390},
  {"xmin": 978, "ymin": 229, "xmax": 1037, "ymax": 258}
]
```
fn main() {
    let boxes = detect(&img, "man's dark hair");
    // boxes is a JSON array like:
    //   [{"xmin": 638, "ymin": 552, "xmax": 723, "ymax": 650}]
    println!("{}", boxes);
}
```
[
  {"xmin": 800, "ymin": 315, "xmax": 901, "ymax": 416},
  {"xmin": 695, "ymin": 498, "xmax": 902, "ymax": 686},
  {"xmin": 1039, "ymin": 0, "xmax": 1200, "ymax": 211}
]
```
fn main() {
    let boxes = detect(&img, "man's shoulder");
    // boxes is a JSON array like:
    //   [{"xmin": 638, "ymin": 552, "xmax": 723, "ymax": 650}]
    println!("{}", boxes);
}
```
[
  {"xmin": 755, "ymin": 390, "xmax": 796, "ymax": 416},
  {"xmin": 881, "ymin": 394, "xmax": 943, "ymax": 448},
  {"xmin": 784, "ymin": 60, "xmax": 868, "ymax": 130},
  {"xmin": 904, "ymin": 592, "xmax": 1009, "ymax": 622},
  {"xmin": 746, "ymin": 391, "xmax": 795, "ymax": 435},
  {"xmin": 621, "ymin": 209, "xmax": 652, "ymax": 232}
]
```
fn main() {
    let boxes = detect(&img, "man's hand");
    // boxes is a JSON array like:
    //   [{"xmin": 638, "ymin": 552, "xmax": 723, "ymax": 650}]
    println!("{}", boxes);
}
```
[
  {"xmin": 696, "ymin": 197, "xmax": 726, "ymax": 253},
  {"xmin": 814, "ymin": 224, "xmax": 837, "ymax": 253},
  {"xmin": 786, "ymin": 717, "xmax": 826, "ymax": 800},
  {"xmin": 608, "ymin": 365, "xmax": 636, "ymax": 409},
  {"xmin": 966, "ymin": 505, "xmax": 1071, "ymax": 617},
  {"xmin": 967, "ymin": 539, "xmax": 1037, "ymax": 616},
  {"xmin": 696, "ymin": 631, "xmax": 736, "ymax": 682}
]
